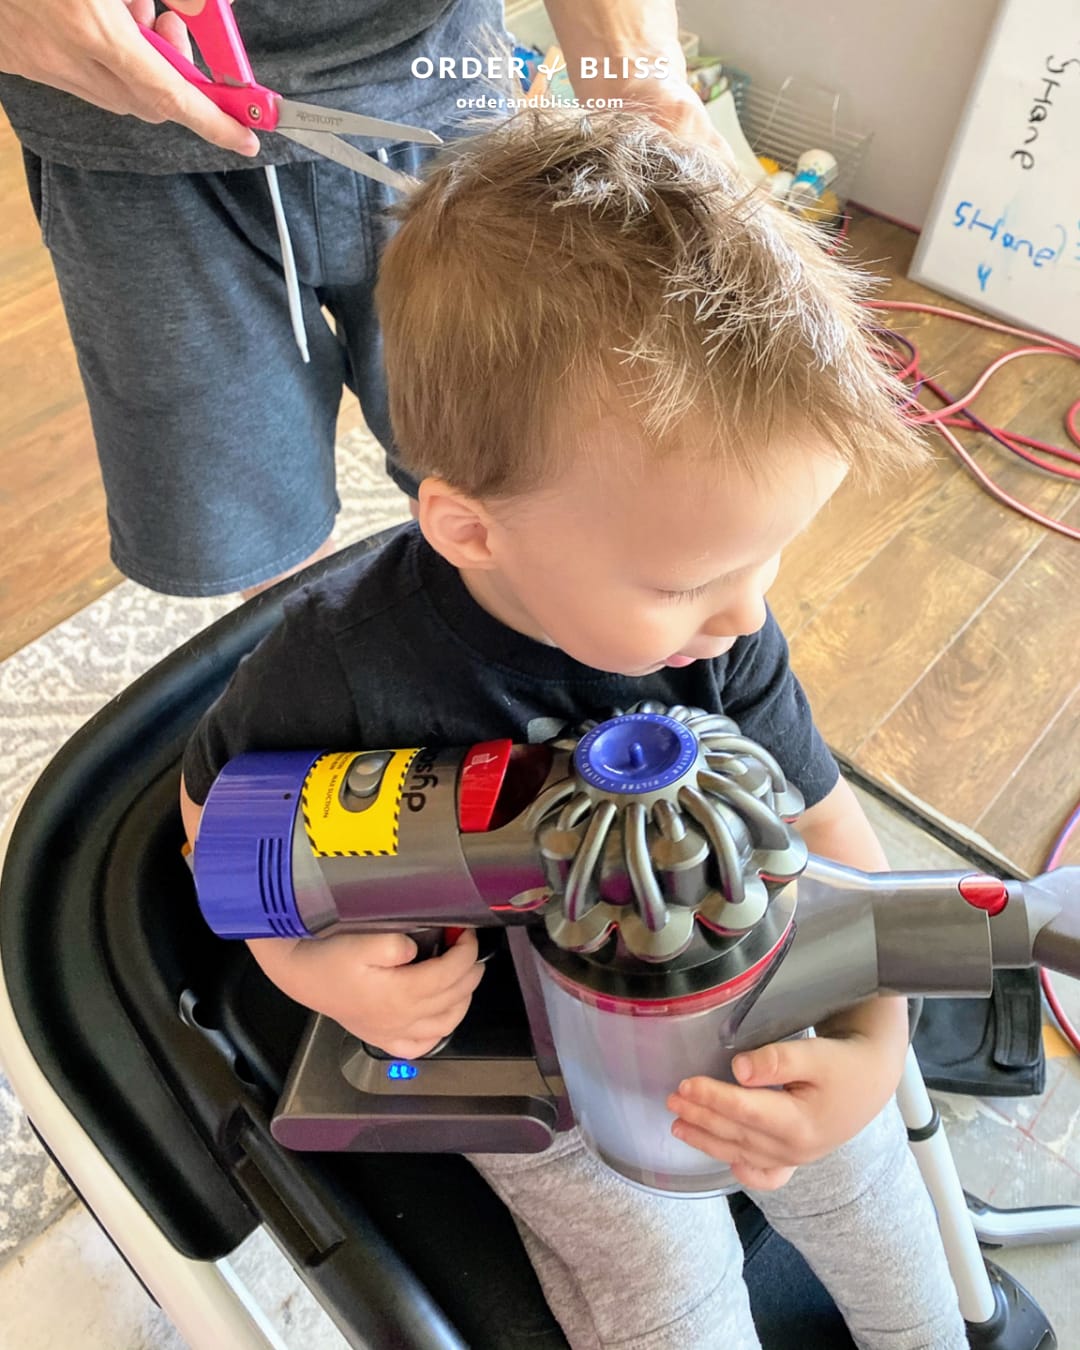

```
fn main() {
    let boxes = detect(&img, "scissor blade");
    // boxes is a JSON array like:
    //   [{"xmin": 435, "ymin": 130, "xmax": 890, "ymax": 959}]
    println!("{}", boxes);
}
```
[
  {"xmin": 276, "ymin": 99, "xmax": 443, "ymax": 145},
  {"xmin": 277, "ymin": 128, "xmax": 414, "ymax": 190}
]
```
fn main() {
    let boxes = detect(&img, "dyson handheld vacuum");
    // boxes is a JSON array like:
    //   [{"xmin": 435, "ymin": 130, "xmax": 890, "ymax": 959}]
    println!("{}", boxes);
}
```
[{"xmin": 193, "ymin": 705, "xmax": 1080, "ymax": 1199}]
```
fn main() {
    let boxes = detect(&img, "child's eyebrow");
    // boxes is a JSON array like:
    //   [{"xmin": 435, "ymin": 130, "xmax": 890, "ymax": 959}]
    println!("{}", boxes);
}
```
[
  {"xmin": 713, "ymin": 561, "xmax": 755, "ymax": 582},
  {"xmin": 654, "ymin": 561, "xmax": 752, "ymax": 590},
  {"xmin": 653, "ymin": 516, "xmax": 816, "ymax": 590},
  {"xmin": 663, "ymin": 530, "xmax": 809, "ymax": 589}
]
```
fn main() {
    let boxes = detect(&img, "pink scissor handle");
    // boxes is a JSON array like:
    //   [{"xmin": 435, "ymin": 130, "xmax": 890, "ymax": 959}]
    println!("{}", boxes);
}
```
[
  {"xmin": 138, "ymin": 18, "xmax": 279, "ymax": 130},
  {"xmin": 159, "ymin": 0, "xmax": 252, "ymax": 85}
]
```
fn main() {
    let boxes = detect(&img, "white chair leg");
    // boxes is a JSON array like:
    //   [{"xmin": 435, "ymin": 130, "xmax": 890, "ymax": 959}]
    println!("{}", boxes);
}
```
[
  {"xmin": 965, "ymin": 1194, "xmax": 1080, "ymax": 1248},
  {"xmin": 0, "ymin": 793, "xmax": 290, "ymax": 1350},
  {"xmin": 896, "ymin": 1046, "xmax": 998, "ymax": 1325}
]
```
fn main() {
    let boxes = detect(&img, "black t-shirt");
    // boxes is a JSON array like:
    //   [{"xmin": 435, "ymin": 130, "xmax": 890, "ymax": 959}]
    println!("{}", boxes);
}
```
[{"xmin": 183, "ymin": 524, "xmax": 839, "ymax": 807}]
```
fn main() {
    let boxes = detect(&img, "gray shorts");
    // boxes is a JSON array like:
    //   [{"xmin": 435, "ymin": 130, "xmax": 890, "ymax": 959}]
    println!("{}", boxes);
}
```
[{"xmin": 24, "ymin": 110, "xmax": 472, "ymax": 595}]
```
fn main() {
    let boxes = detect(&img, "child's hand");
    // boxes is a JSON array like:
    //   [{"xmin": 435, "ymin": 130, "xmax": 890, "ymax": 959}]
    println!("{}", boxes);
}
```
[
  {"xmin": 248, "ymin": 928, "xmax": 484, "ymax": 1059},
  {"xmin": 666, "ymin": 1000, "xmax": 909, "ymax": 1191}
]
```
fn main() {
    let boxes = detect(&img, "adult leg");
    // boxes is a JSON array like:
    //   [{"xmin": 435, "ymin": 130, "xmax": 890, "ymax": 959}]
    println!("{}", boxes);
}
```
[
  {"xmin": 470, "ymin": 1129, "xmax": 761, "ymax": 1350},
  {"xmin": 240, "ymin": 534, "xmax": 337, "ymax": 599},
  {"xmin": 748, "ymin": 1100, "xmax": 966, "ymax": 1350},
  {"xmin": 27, "ymin": 153, "xmax": 345, "ymax": 596},
  {"xmin": 323, "ymin": 101, "xmax": 507, "ymax": 500}
]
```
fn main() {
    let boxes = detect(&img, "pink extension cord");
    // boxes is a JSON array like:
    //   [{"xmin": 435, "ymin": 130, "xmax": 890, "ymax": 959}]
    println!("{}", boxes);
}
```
[{"xmin": 856, "ymin": 285, "xmax": 1080, "ymax": 1052}]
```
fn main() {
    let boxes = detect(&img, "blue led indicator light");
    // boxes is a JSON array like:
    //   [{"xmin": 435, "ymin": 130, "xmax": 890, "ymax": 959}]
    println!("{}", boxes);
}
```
[{"xmin": 387, "ymin": 1061, "xmax": 418, "ymax": 1080}]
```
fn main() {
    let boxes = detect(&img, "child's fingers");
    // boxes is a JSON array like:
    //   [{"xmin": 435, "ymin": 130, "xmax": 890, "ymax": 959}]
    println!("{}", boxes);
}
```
[
  {"xmin": 668, "ymin": 1098, "xmax": 750, "ymax": 1151},
  {"xmin": 343, "ymin": 931, "xmax": 419, "ymax": 968},
  {"xmin": 668, "ymin": 1079, "xmax": 828, "ymax": 1165},
  {"xmin": 449, "ymin": 927, "xmax": 480, "ymax": 957},
  {"xmin": 352, "ymin": 992, "xmax": 478, "ymax": 1059},
  {"xmin": 731, "ymin": 1040, "xmax": 820, "ymax": 1089},
  {"xmin": 669, "ymin": 1077, "xmax": 803, "ymax": 1146},
  {"xmin": 670, "ymin": 1118, "xmax": 742, "ymax": 1162},
  {"xmin": 335, "ymin": 928, "xmax": 478, "ymax": 979},
  {"xmin": 395, "ymin": 930, "xmax": 482, "ymax": 997},
  {"xmin": 399, "ymin": 958, "xmax": 486, "ymax": 1019},
  {"xmin": 292, "ymin": 927, "xmax": 481, "ymax": 1015},
  {"xmin": 670, "ymin": 1119, "xmax": 792, "ymax": 1174},
  {"xmin": 369, "ymin": 1031, "xmax": 447, "ymax": 1060},
  {"xmin": 670, "ymin": 1112, "xmax": 801, "ymax": 1170},
  {"xmin": 731, "ymin": 1161, "xmax": 798, "ymax": 1192},
  {"xmin": 366, "ymin": 933, "xmax": 484, "ymax": 1023}
]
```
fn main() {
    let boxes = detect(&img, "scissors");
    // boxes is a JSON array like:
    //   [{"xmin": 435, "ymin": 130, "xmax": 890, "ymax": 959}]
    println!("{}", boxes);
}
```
[{"xmin": 139, "ymin": 0, "xmax": 442, "ymax": 191}]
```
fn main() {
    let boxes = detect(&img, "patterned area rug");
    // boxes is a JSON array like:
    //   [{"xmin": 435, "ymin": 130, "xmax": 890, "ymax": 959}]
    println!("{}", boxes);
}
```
[{"xmin": 0, "ymin": 425, "xmax": 411, "ymax": 1259}]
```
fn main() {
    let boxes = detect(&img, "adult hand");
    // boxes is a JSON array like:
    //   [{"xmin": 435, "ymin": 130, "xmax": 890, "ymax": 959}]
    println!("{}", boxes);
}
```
[
  {"xmin": 584, "ymin": 73, "xmax": 737, "ymax": 167},
  {"xmin": 541, "ymin": 0, "xmax": 736, "ymax": 165},
  {"xmin": 0, "ymin": 0, "xmax": 259, "ymax": 154}
]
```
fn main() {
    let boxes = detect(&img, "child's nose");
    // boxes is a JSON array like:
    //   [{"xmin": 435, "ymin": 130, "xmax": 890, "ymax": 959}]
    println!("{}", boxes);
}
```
[{"xmin": 703, "ymin": 589, "xmax": 767, "ymax": 640}]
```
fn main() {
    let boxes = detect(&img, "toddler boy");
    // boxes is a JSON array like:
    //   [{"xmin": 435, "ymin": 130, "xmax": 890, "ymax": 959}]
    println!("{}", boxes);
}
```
[{"xmin": 181, "ymin": 112, "xmax": 966, "ymax": 1348}]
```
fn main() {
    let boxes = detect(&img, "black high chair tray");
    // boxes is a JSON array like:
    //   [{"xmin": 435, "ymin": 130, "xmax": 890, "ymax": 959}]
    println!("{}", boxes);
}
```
[{"xmin": 0, "ymin": 527, "xmax": 853, "ymax": 1349}]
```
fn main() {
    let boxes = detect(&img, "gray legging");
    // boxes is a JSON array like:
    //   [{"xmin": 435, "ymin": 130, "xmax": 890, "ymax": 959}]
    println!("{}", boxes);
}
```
[{"xmin": 470, "ymin": 1099, "xmax": 966, "ymax": 1350}]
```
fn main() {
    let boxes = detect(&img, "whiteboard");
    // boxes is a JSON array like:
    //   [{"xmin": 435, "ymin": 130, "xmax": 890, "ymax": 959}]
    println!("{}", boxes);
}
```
[{"xmin": 910, "ymin": 0, "xmax": 1080, "ymax": 343}]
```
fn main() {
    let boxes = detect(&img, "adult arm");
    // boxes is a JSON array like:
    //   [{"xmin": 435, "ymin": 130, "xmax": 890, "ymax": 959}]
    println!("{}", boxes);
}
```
[
  {"xmin": 543, "ymin": 0, "xmax": 734, "ymax": 160},
  {"xmin": 0, "ymin": 0, "xmax": 258, "ymax": 154}
]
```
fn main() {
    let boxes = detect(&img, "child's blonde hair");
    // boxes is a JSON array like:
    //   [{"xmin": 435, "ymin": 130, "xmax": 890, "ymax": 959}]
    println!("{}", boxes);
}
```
[{"xmin": 376, "ymin": 109, "xmax": 924, "ymax": 497}]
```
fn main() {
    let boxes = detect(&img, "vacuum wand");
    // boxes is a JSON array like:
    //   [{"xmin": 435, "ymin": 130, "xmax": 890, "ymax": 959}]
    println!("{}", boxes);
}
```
[{"xmin": 731, "ymin": 858, "xmax": 1080, "ymax": 1049}]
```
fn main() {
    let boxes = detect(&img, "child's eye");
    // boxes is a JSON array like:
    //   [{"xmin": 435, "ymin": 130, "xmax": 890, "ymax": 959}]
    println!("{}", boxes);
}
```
[{"xmin": 657, "ymin": 584, "xmax": 710, "ymax": 604}]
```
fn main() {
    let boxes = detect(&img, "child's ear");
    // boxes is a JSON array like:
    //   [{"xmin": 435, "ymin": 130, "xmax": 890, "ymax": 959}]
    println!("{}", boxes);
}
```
[{"xmin": 417, "ymin": 478, "xmax": 497, "ymax": 570}]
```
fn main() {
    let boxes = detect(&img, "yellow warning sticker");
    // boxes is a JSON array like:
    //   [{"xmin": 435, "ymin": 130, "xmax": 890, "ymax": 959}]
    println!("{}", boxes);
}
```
[{"xmin": 301, "ymin": 749, "xmax": 420, "ymax": 858}]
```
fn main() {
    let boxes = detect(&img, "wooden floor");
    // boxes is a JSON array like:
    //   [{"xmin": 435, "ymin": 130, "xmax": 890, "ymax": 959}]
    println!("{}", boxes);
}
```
[
  {"xmin": 0, "ymin": 111, "xmax": 365, "ymax": 662},
  {"xmin": 2, "ymin": 111, "xmax": 1078, "ymax": 875},
  {"xmin": 0, "ymin": 115, "xmax": 116, "ymax": 660},
  {"xmin": 769, "ymin": 220, "xmax": 1080, "ymax": 876}
]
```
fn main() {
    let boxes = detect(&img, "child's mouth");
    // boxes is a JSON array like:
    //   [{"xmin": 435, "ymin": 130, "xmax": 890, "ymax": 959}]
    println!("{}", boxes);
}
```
[{"xmin": 664, "ymin": 654, "xmax": 696, "ymax": 668}]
